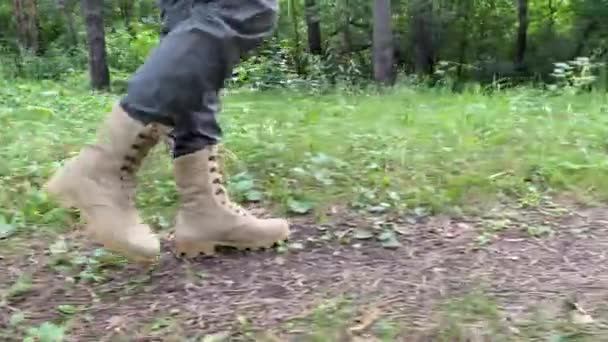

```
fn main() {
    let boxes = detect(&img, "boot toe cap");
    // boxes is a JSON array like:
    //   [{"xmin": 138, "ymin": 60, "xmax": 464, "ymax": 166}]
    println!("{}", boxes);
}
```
[{"xmin": 115, "ymin": 224, "xmax": 161, "ymax": 260}]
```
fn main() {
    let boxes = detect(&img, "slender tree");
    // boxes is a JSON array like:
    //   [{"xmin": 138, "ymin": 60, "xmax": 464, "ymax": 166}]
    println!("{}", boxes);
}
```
[
  {"xmin": 410, "ymin": 0, "xmax": 435, "ymax": 75},
  {"xmin": 81, "ymin": 0, "xmax": 110, "ymax": 90},
  {"xmin": 13, "ymin": 0, "xmax": 40, "ymax": 53},
  {"xmin": 514, "ymin": 0, "xmax": 529, "ymax": 70},
  {"xmin": 373, "ymin": 0, "xmax": 394, "ymax": 85},
  {"xmin": 56, "ymin": 0, "xmax": 78, "ymax": 47},
  {"xmin": 305, "ymin": 0, "xmax": 322, "ymax": 55}
]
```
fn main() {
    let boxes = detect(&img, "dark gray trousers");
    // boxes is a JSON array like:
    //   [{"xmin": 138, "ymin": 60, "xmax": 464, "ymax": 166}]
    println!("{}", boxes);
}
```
[{"xmin": 119, "ymin": 0, "xmax": 278, "ymax": 158}]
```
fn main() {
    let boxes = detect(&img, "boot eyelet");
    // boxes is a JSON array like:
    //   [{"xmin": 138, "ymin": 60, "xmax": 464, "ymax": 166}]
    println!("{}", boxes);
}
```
[
  {"xmin": 210, "ymin": 167, "xmax": 217, "ymax": 173},
  {"xmin": 215, "ymin": 188, "xmax": 224, "ymax": 195},
  {"xmin": 124, "ymin": 155, "xmax": 136, "ymax": 163},
  {"xmin": 131, "ymin": 143, "xmax": 141, "ymax": 150},
  {"xmin": 212, "ymin": 178, "xmax": 221, "ymax": 184}
]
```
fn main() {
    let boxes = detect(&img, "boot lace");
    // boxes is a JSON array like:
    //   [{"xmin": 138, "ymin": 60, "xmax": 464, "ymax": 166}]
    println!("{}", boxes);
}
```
[{"xmin": 207, "ymin": 146, "xmax": 249, "ymax": 217}]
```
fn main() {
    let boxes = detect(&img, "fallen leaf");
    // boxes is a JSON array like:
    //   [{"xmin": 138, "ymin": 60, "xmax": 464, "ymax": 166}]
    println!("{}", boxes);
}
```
[
  {"xmin": 289, "ymin": 242, "xmax": 305, "ymax": 250},
  {"xmin": 349, "ymin": 308, "xmax": 380, "ymax": 334},
  {"xmin": 377, "ymin": 230, "xmax": 402, "ymax": 249},
  {"xmin": 393, "ymin": 225, "xmax": 409, "ymax": 235},
  {"xmin": 567, "ymin": 301, "xmax": 594, "ymax": 325},
  {"xmin": 57, "ymin": 304, "xmax": 77, "ymax": 315},
  {"xmin": 202, "ymin": 331, "xmax": 230, "ymax": 342},
  {"xmin": 367, "ymin": 205, "xmax": 388, "ymax": 213},
  {"xmin": 0, "ymin": 215, "xmax": 16, "ymax": 239},
  {"xmin": 287, "ymin": 198, "xmax": 314, "ymax": 214},
  {"xmin": 49, "ymin": 239, "xmax": 68, "ymax": 255},
  {"xmin": 570, "ymin": 311, "xmax": 594, "ymax": 325},
  {"xmin": 245, "ymin": 190, "xmax": 263, "ymax": 202},
  {"xmin": 353, "ymin": 228, "xmax": 374, "ymax": 240},
  {"xmin": 106, "ymin": 315, "xmax": 126, "ymax": 331},
  {"xmin": 9, "ymin": 311, "xmax": 25, "ymax": 326}
]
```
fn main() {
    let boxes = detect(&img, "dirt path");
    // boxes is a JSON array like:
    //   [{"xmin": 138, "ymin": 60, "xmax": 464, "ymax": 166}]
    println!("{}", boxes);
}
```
[{"xmin": 2, "ymin": 202, "xmax": 608, "ymax": 340}]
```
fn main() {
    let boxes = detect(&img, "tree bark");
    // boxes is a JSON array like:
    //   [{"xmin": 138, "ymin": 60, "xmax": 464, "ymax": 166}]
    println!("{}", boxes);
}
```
[
  {"xmin": 340, "ymin": 0, "xmax": 352, "ymax": 53},
  {"xmin": 572, "ymin": 21, "xmax": 597, "ymax": 60},
  {"xmin": 514, "ymin": 0, "xmax": 529, "ymax": 70},
  {"xmin": 547, "ymin": 0, "xmax": 555, "ymax": 30},
  {"xmin": 13, "ymin": 0, "xmax": 40, "ymax": 53},
  {"xmin": 81, "ymin": 0, "xmax": 110, "ymax": 90},
  {"xmin": 118, "ymin": 0, "xmax": 136, "ymax": 37},
  {"xmin": 456, "ymin": 0, "xmax": 472, "ymax": 80},
  {"xmin": 373, "ymin": 0, "xmax": 395, "ymax": 85},
  {"xmin": 56, "ymin": 0, "xmax": 78, "ymax": 47},
  {"xmin": 288, "ymin": 0, "xmax": 304, "ymax": 74},
  {"xmin": 410, "ymin": 0, "xmax": 435, "ymax": 75},
  {"xmin": 304, "ymin": 0, "xmax": 322, "ymax": 54}
]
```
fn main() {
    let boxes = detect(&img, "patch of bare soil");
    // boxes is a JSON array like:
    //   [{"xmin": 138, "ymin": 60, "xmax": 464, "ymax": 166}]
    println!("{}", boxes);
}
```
[{"xmin": 2, "ymin": 202, "xmax": 608, "ymax": 340}]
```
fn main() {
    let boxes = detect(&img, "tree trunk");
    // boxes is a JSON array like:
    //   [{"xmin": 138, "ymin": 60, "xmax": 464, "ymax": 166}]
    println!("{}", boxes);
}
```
[
  {"xmin": 57, "ymin": 0, "xmax": 78, "ymax": 47},
  {"xmin": 340, "ymin": 0, "xmax": 352, "ymax": 53},
  {"xmin": 373, "ymin": 0, "xmax": 394, "ymax": 85},
  {"xmin": 13, "ymin": 0, "xmax": 40, "ymax": 53},
  {"xmin": 572, "ymin": 21, "xmax": 597, "ymax": 60},
  {"xmin": 410, "ymin": 0, "xmax": 435, "ymax": 75},
  {"xmin": 304, "ymin": 0, "xmax": 322, "ymax": 54},
  {"xmin": 81, "ymin": 0, "xmax": 110, "ymax": 90},
  {"xmin": 118, "ymin": 0, "xmax": 135, "ymax": 37},
  {"xmin": 456, "ymin": 0, "xmax": 472, "ymax": 80},
  {"xmin": 514, "ymin": 0, "xmax": 529, "ymax": 70},
  {"xmin": 547, "ymin": 0, "xmax": 555, "ymax": 30},
  {"xmin": 288, "ymin": 0, "xmax": 304, "ymax": 74}
]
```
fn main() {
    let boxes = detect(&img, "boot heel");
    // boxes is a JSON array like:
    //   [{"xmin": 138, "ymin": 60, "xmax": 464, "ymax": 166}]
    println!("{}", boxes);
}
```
[{"xmin": 175, "ymin": 239, "xmax": 217, "ymax": 258}]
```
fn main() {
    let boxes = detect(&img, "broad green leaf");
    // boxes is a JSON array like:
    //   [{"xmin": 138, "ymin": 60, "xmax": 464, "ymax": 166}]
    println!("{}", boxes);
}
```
[
  {"xmin": 9, "ymin": 311, "xmax": 25, "ymax": 326},
  {"xmin": 377, "ymin": 230, "xmax": 401, "ymax": 249},
  {"xmin": 245, "ymin": 190, "xmax": 263, "ymax": 202},
  {"xmin": 287, "ymin": 198, "xmax": 313, "ymax": 214},
  {"xmin": 49, "ymin": 239, "xmax": 69, "ymax": 255},
  {"xmin": 0, "ymin": 216, "xmax": 16, "ymax": 239}
]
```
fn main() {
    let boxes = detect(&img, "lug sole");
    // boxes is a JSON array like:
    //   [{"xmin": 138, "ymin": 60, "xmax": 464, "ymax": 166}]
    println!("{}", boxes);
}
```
[{"xmin": 175, "ymin": 235, "xmax": 289, "ymax": 258}]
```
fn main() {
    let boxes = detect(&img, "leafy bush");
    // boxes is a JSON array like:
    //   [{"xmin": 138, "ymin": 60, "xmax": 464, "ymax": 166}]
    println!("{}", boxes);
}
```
[{"xmin": 105, "ymin": 25, "xmax": 158, "ymax": 73}]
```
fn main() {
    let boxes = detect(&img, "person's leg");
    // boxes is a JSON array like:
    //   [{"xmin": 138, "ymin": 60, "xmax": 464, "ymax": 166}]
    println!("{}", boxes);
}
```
[
  {"xmin": 44, "ymin": 0, "xmax": 290, "ymax": 262},
  {"xmin": 160, "ymin": 0, "xmax": 290, "ymax": 257},
  {"xmin": 171, "ymin": 89, "xmax": 290, "ymax": 258},
  {"xmin": 42, "ymin": 1, "xmax": 189, "ymax": 262}
]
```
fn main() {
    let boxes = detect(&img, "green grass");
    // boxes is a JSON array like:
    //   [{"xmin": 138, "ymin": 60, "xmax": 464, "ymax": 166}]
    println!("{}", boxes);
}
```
[{"xmin": 1, "ymin": 75, "xmax": 608, "ymax": 237}]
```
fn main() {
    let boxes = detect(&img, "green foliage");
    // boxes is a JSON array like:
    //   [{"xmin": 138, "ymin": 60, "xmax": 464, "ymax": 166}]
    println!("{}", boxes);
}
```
[
  {"xmin": 2, "ymin": 78, "xmax": 608, "ymax": 239},
  {"xmin": 105, "ymin": 25, "xmax": 159, "ymax": 73},
  {"xmin": 24, "ymin": 322, "xmax": 65, "ymax": 342},
  {"xmin": 5, "ymin": 0, "xmax": 608, "ymax": 88}
]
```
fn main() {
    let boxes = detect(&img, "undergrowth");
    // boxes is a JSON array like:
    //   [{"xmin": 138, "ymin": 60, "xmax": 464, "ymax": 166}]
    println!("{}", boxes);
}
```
[{"xmin": 1, "ymin": 76, "xmax": 608, "ymax": 238}]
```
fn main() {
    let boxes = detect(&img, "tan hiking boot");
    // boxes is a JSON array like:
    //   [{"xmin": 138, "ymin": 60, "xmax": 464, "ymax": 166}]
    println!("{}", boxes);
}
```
[
  {"xmin": 172, "ymin": 145, "xmax": 290, "ymax": 257},
  {"xmin": 44, "ymin": 104, "xmax": 167, "ymax": 263}
]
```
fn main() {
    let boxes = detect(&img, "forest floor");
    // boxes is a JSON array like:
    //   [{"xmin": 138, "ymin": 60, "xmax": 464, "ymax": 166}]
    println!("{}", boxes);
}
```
[
  {"xmin": 2, "ymin": 77, "xmax": 608, "ymax": 340},
  {"xmin": 2, "ymin": 200, "xmax": 608, "ymax": 341}
]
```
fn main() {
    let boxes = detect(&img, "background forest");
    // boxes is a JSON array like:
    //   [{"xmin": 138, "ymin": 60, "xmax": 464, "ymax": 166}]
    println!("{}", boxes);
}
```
[
  {"xmin": 2, "ymin": 0, "xmax": 607, "ymax": 90},
  {"xmin": 3, "ymin": 1, "xmax": 608, "ymax": 340}
]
